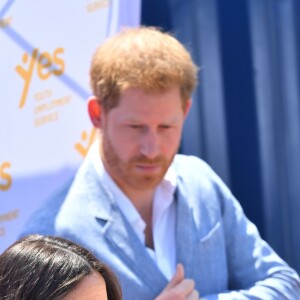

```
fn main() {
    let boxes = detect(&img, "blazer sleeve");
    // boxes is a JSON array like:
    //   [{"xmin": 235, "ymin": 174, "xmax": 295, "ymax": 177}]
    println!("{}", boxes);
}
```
[{"xmin": 202, "ymin": 189, "xmax": 300, "ymax": 299}]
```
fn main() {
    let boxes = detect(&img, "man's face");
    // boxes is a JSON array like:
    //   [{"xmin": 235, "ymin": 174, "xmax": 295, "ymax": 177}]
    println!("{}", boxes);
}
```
[{"xmin": 99, "ymin": 86, "xmax": 190, "ymax": 193}]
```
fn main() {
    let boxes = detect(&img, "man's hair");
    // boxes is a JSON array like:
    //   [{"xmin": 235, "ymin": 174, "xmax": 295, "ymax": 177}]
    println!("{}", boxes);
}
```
[
  {"xmin": 90, "ymin": 26, "xmax": 198, "ymax": 111},
  {"xmin": 0, "ymin": 234, "xmax": 122, "ymax": 300}
]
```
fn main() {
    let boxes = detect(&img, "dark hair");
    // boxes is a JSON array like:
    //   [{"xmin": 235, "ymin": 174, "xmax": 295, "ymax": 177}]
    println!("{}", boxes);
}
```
[{"xmin": 0, "ymin": 234, "xmax": 122, "ymax": 300}]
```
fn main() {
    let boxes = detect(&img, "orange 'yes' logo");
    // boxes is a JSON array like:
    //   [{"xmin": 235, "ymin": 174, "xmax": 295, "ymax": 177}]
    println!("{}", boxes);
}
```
[
  {"xmin": 0, "ymin": 162, "xmax": 12, "ymax": 191},
  {"xmin": 16, "ymin": 47, "xmax": 65, "ymax": 109},
  {"xmin": 75, "ymin": 128, "xmax": 97, "ymax": 158}
]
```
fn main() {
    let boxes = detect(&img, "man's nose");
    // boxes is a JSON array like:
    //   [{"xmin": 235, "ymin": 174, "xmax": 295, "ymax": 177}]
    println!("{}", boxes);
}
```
[{"xmin": 139, "ymin": 130, "xmax": 160, "ymax": 159}]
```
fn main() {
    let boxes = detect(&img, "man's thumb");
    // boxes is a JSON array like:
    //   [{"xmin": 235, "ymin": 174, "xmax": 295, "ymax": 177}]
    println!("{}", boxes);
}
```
[{"xmin": 164, "ymin": 264, "xmax": 185, "ymax": 291}]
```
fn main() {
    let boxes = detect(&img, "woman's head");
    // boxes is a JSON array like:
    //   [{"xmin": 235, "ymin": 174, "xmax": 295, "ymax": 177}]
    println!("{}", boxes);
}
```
[{"xmin": 0, "ymin": 235, "xmax": 122, "ymax": 300}]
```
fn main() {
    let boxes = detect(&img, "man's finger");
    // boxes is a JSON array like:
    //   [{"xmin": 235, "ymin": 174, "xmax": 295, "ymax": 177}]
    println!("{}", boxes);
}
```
[
  {"xmin": 172, "ymin": 278, "xmax": 195, "ymax": 297},
  {"xmin": 187, "ymin": 289, "xmax": 200, "ymax": 300},
  {"xmin": 164, "ymin": 264, "xmax": 185, "ymax": 291}
]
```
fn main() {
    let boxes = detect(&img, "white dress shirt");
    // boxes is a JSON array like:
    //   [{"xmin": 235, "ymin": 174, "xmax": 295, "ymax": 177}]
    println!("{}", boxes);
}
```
[{"xmin": 92, "ymin": 142, "xmax": 177, "ymax": 279}]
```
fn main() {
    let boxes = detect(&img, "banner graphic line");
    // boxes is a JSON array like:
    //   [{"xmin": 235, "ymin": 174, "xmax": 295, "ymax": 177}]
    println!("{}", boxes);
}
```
[{"xmin": 0, "ymin": 0, "xmax": 15, "ymax": 18}]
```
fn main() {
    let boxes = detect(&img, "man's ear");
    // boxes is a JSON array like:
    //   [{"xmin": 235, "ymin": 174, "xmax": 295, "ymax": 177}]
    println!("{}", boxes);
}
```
[
  {"xmin": 88, "ymin": 96, "xmax": 102, "ymax": 128},
  {"xmin": 183, "ymin": 99, "xmax": 192, "ymax": 118}
]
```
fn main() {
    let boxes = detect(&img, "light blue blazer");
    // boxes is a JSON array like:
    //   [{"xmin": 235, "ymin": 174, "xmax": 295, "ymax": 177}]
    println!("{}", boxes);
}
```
[{"xmin": 21, "ymin": 154, "xmax": 300, "ymax": 299}]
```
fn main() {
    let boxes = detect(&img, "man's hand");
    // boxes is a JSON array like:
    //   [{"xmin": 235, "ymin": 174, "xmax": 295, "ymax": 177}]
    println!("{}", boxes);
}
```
[{"xmin": 155, "ymin": 264, "xmax": 199, "ymax": 300}]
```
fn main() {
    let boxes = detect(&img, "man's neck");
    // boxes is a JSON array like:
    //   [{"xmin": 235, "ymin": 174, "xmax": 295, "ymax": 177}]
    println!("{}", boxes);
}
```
[{"xmin": 121, "ymin": 187, "xmax": 155, "ymax": 216}]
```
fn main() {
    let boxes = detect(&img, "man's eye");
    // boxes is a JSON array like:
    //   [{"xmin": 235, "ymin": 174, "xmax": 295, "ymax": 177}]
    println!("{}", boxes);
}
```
[
  {"xmin": 159, "ymin": 125, "xmax": 171, "ymax": 129},
  {"xmin": 129, "ymin": 125, "xmax": 142, "ymax": 129}
]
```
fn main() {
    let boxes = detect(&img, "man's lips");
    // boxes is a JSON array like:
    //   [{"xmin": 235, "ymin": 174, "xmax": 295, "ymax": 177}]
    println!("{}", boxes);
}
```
[{"xmin": 135, "ymin": 164, "xmax": 161, "ymax": 172}]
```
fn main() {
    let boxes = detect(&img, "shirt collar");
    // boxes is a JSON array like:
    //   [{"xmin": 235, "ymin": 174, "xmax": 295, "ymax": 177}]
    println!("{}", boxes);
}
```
[{"xmin": 90, "ymin": 140, "xmax": 177, "ymax": 228}]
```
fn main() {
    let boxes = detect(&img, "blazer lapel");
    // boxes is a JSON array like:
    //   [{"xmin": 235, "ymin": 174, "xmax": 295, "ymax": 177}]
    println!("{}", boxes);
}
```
[
  {"xmin": 175, "ymin": 178, "xmax": 199, "ymax": 281},
  {"xmin": 103, "ymin": 205, "xmax": 168, "ymax": 291},
  {"xmin": 84, "ymin": 160, "xmax": 168, "ymax": 293}
]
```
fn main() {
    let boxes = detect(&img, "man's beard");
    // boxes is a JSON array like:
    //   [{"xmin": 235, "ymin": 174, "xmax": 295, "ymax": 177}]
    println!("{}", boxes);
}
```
[{"xmin": 101, "ymin": 132, "xmax": 177, "ymax": 191}]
